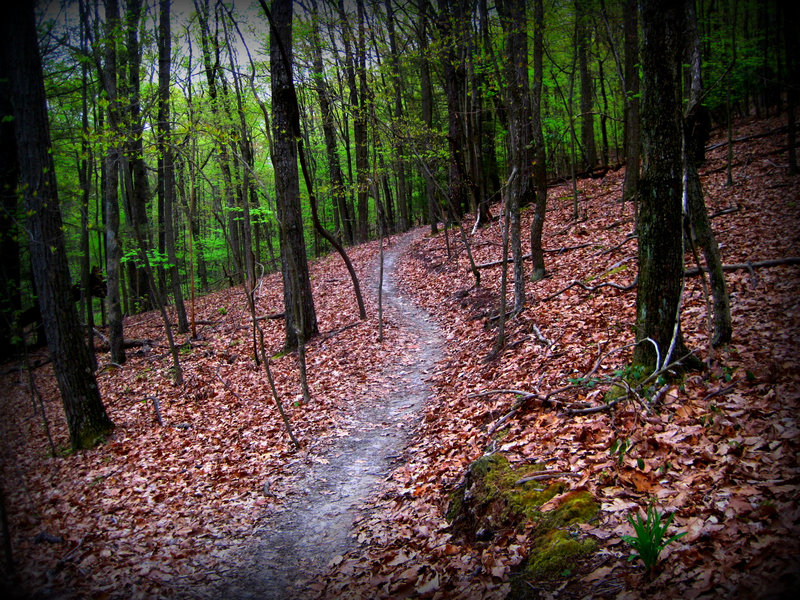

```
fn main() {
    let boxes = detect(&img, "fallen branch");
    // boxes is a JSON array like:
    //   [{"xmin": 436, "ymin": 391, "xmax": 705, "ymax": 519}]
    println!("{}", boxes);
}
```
[
  {"xmin": 476, "ymin": 244, "xmax": 592, "ymax": 269},
  {"xmin": 685, "ymin": 257, "xmax": 800, "ymax": 276},
  {"xmin": 92, "ymin": 328, "xmax": 154, "ymax": 351},
  {"xmin": 145, "ymin": 396, "xmax": 164, "ymax": 426},
  {"xmin": 709, "ymin": 205, "xmax": 740, "ymax": 219},
  {"xmin": 318, "ymin": 321, "xmax": 361, "ymax": 341},
  {"xmin": 252, "ymin": 312, "xmax": 285, "ymax": 322},
  {"xmin": 565, "ymin": 396, "xmax": 625, "ymax": 415},
  {"xmin": 596, "ymin": 234, "xmax": 636, "ymax": 256},
  {"xmin": 705, "ymin": 124, "xmax": 791, "ymax": 151},
  {"xmin": 542, "ymin": 277, "xmax": 637, "ymax": 302},
  {"xmin": 516, "ymin": 471, "xmax": 580, "ymax": 485}
]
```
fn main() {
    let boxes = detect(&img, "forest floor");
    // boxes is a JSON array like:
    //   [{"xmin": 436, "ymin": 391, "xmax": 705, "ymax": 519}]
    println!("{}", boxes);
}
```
[{"xmin": 1, "ymin": 114, "xmax": 799, "ymax": 600}]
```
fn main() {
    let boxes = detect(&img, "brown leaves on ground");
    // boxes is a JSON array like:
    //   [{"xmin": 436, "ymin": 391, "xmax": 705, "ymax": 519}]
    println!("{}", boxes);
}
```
[
  {"xmin": 2, "ymin": 115, "xmax": 799, "ymax": 599},
  {"xmin": 320, "ymin": 116, "xmax": 800, "ymax": 599}
]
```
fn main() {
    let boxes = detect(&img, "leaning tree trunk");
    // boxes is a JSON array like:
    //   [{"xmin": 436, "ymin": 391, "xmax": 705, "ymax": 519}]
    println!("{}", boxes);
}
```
[
  {"xmin": 684, "ymin": 0, "xmax": 732, "ymax": 347},
  {"xmin": 0, "ymin": 1, "xmax": 114, "ymax": 449}
]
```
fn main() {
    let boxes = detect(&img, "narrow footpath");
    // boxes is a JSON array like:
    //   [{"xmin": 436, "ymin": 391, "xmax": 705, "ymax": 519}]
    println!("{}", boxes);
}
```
[{"xmin": 205, "ymin": 230, "xmax": 442, "ymax": 599}]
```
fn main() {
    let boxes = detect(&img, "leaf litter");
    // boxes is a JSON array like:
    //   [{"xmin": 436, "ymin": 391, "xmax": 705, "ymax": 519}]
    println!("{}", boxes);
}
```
[{"xmin": 1, "ymin": 116, "xmax": 798, "ymax": 599}]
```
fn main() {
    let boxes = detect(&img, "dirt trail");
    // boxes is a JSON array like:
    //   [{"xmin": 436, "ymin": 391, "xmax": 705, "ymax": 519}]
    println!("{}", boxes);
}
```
[{"xmin": 205, "ymin": 230, "xmax": 442, "ymax": 599}]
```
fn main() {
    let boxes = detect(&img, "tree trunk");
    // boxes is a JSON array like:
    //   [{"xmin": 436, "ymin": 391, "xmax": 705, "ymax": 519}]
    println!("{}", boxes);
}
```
[
  {"xmin": 120, "ymin": 0, "xmax": 152, "ymax": 312},
  {"xmin": 622, "ymin": 0, "xmax": 641, "ymax": 213},
  {"xmin": 785, "ymin": 0, "xmax": 798, "ymax": 175},
  {"xmin": 101, "ymin": 0, "xmax": 126, "ymax": 366},
  {"xmin": 633, "ymin": 0, "xmax": 692, "ymax": 370},
  {"xmin": 309, "ymin": 0, "xmax": 354, "ymax": 245},
  {"xmin": 684, "ymin": 0, "xmax": 732, "ymax": 347},
  {"xmin": 385, "ymin": 0, "xmax": 409, "ymax": 232},
  {"xmin": 530, "ymin": 0, "xmax": 548, "ymax": 282},
  {"xmin": 158, "ymin": 0, "xmax": 188, "ymax": 334},
  {"xmin": 0, "ymin": 64, "xmax": 21, "ymax": 363},
  {"xmin": 0, "ymin": 0, "xmax": 114, "ymax": 449},
  {"xmin": 496, "ymin": 0, "xmax": 536, "ymax": 312},
  {"xmin": 269, "ymin": 0, "xmax": 318, "ymax": 349},
  {"xmin": 418, "ymin": 4, "xmax": 438, "ymax": 235},
  {"xmin": 576, "ymin": 0, "xmax": 597, "ymax": 171},
  {"xmin": 437, "ymin": 0, "xmax": 469, "ymax": 220}
]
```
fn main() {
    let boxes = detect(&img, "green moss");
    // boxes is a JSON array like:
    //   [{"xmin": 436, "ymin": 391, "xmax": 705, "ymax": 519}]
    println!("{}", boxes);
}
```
[
  {"xmin": 544, "ymin": 490, "xmax": 600, "ymax": 528},
  {"xmin": 448, "ymin": 453, "xmax": 601, "ymax": 596},
  {"xmin": 522, "ymin": 529, "xmax": 597, "ymax": 579}
]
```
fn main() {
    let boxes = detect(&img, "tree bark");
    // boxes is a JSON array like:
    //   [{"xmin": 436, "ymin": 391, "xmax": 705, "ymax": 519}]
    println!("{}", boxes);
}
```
[
  {"xmin": 622, "ymin": 0, "xmax": 641, "ymax": 212},
  {"xmin": 385, "ymin": 0, "xmax": 409, "ymax": 232},
  {"xmin": 418, "ymin": 4, "xmax": 438, "ymax": 235},
  {"xmin": 309, "ymin": 0, "xmax": 354, "ymax": 245},
  {"xmin": 576, "ymin": 0, "xmax": 597, "ymax": 171},
  {"xmin": 157, "ymin": 0, "xmax": 188, "ymax": 334},
  {"xmin": 0, "ymin": 63, "xmax": 21, "ymax": 363},
  {"xmin": 269, "ymin": 0, "xmax": 318, "ymax": 349},
  {"xmin": 496, "ymin": 0, "xmax": 535, "ymax": 312},
  {"xmin": 0, "ymin": 0, "xmax": 114, "ymax": 449},
  {"xmin": 101, "ymin": 0, "xmax": 126, "ymax": 366},
  {"xmin": 437, "ymin": 0, "xmax": 469, "ymax": 219},
  {"xmin": 633, "ymin": 0, "xmax": 692, "ymax": 370},
  {"xmin": 120, "ymin": 0, "xmax": 152, "ymax": 312},
  {"xmin": 530, "ymin": 0, "xmax": 548, "ymax": 282}
]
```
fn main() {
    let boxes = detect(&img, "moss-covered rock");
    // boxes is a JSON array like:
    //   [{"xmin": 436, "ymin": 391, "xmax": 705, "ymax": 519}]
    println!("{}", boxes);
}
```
[
  {"xmin": 447, "ymin": 453, "xmax": 562, "ymax": 541},
  {"xmin": 446, "ymin": 453, "xmax": 600, "ymax": 597},
  {"xmin": 524, "ymin": 529, "xmax": 596, "ymax": 577}
]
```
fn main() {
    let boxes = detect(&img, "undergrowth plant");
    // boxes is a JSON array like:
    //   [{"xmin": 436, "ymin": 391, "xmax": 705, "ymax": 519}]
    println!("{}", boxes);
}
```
[{"xmin": 621, "ymin": 501, "xmax": 686, "ymax": 573}]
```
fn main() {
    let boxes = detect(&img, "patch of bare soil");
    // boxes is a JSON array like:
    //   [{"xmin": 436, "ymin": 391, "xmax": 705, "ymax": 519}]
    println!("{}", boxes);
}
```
[{"xmin": 197, "ymin": 230, "xmax": 442, "ymax": 599}]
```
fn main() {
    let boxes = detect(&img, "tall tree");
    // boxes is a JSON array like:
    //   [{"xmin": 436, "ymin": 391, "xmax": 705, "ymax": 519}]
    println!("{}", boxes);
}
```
[
  {"xmin": 336, "ymin": 0, "xmax": 370, "ymax": 241},
  {"xmin": 0, "ymin": 63, "xmax": 21, "ymax": 363},
  {"xmin": 418, "ymin": 2, "xmax": 438, "ymax": 235},
  {"xmin": 0, "ymin": 0, "xmax": 114, "ymax": 449},
  {"xmin": 268, "ymin": 0, "xmax": 319, "ymax": 349},
  {"xmin": 633, "ymin": 0, "xmax": 693, "ymax": 370},
  {"xmin": 437, "ymin": 0, "xmax": 469, "ymax": 219},
  {"xmin": 100, "ymin": 0, "xmax": 126, "ymax": 365},
  {"xmin": 576, "ymin": 0, "xmax": 597, "ymax": 171},
  {"xmin": 309, "ymin": 0, "xmax": 354, "ymax": 245},
  {"xmin": 496, "ymin": 0, "xmax": 535, "ymax": 312},
  {"xmin": 384, "ymin": 0, "xmax": 409, "ymax": 232},
  {"xmin": 120, "ymin": 0, "xmax": 152, "ymax": 311},
  {"xmin": 622, "ymin": 0, "xmax": 641, "ymax": 212},
  {"xmin": 157, "ymin": 0, "xmax": 188, "ymax": 334},
  {"xmin": 529, "ymin": 0, "xmax": 548, "ymax": 281}
]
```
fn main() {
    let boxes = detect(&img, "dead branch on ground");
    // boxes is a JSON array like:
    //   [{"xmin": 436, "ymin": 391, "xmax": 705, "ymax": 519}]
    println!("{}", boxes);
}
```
[{"xmin": 542, "ymin": 277, "xmax": 637, "ymax": 302}]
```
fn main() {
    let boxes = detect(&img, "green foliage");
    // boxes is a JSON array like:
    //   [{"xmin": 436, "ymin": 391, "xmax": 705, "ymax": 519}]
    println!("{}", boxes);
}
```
[{"xmin": 621, "ymin": 501, "xmax": 686, "ymax": 572}]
